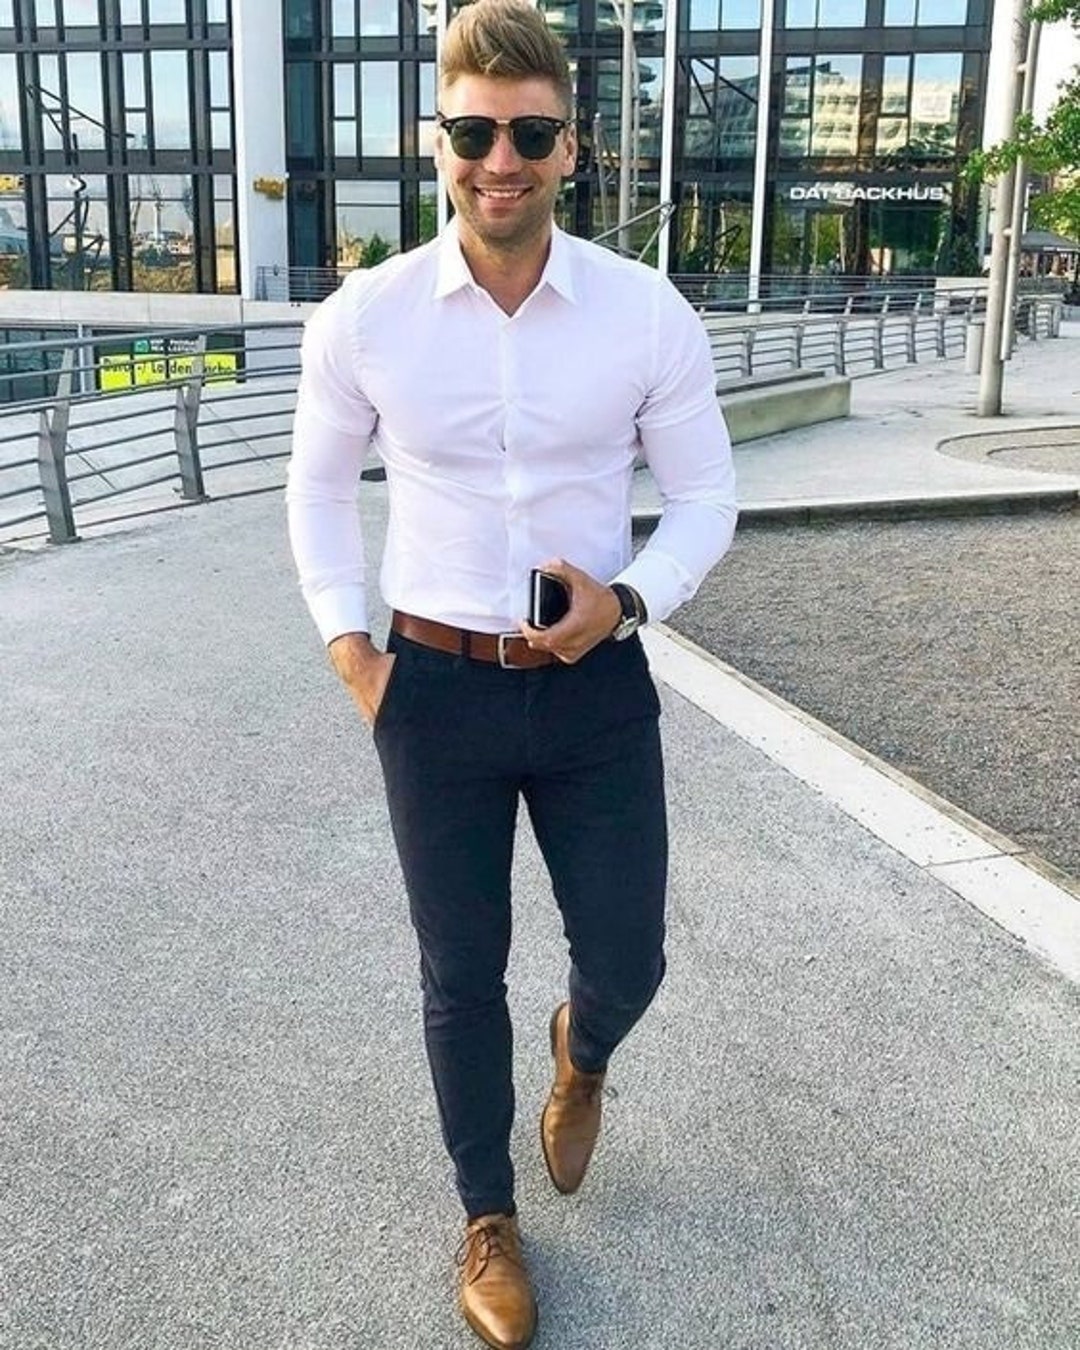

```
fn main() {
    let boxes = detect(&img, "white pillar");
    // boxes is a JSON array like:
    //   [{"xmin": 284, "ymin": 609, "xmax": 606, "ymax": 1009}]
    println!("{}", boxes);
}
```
[
  {"xmin": 657, "ymin": 0, "xmax": 678, "ymax": 275},
  {"xmin": 232, "ymin": 0, "xmax": 289, "ymax": 300},
  {"xmin": 748, "ymin": 0, "xmax": 775, "ymax": 311},
  {"xmin": 437, "ymin": 0, "xmax": 450, "ymax": 233},
  {"xmin": 618, "ymin": 0, "xmax": 635, "ymax": 253}
]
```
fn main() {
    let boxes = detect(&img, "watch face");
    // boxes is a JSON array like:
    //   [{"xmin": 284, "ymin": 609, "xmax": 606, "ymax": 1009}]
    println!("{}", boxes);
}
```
[{"xmin": 611, "ymin": 583, "xmax": 642, "ymax": 640}]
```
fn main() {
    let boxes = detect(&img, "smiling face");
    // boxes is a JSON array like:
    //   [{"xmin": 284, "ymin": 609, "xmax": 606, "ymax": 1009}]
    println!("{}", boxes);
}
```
[{"xmin": 435, "ymin": 74, "xmax": 577, "ymax": 264}]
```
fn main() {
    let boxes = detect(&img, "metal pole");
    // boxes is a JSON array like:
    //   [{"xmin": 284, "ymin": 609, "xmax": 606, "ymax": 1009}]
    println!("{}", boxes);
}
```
[
  {"xmin": 436, "ymin": 0, "xmax": 449, "ymax": 234},
  {"xmin": 748, "ymin": 0, "xmax": 776, "ymax": 313},
  {"xmin": 1000, "ymin": 19, "xmax": 1042, "ymax": 360},
  {"xmin": 978, "ymin": 0, "xmax": 1030, "ymax": 416},
  {"xmin": 37, "ymin": 348, "xmax": 77, "ymax": 544},
  {"xmin": 618, "ymin": 0, "xmax": 634, "ymax": 254},
  {"xmin": 656, "ymin": 0, "xmax": 678, "ymax": 274},
  {"xmin": 174, "ymin": 336, "xmax": 207, "ymax": 501}
]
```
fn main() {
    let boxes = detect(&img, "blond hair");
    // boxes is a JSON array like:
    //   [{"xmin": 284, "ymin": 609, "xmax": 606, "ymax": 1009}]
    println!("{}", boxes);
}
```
[{"xmin": 441, "ymin": 1, "xmax": 573, "ymax": 117}]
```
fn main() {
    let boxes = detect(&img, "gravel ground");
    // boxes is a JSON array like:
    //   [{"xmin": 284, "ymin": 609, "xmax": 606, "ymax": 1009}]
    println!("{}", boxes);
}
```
[{"xmin": 664, "ymin": 509, "xmax": 1080, "ymax": 882}]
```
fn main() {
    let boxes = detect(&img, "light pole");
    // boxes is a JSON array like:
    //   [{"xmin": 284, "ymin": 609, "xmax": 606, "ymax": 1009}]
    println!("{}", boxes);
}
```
[
  {"xmin": 617, "ymin": 0, "xmax": 636, "ymax": 255},
  {"xmin": 1000, "ymin": 19, "xmax": 1042, "ymax": 359},
  {"xmin": 978, "ymin": 0, "xmax": 1035, "ymax": 415}
]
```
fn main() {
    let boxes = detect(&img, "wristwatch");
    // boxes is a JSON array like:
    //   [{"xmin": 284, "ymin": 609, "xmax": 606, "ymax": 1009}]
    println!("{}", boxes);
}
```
[{"xmin": 609, "ymin": 583, "xmax": 647, "ymax": 642}]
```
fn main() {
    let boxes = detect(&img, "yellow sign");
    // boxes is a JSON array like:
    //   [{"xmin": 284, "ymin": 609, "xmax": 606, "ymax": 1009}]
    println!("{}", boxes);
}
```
[
  {"xmin": 99, "ymin": 350, "xmax": 238, "ymax": 391},
  {"xmin": 0, "ymin": 174, "xmax": 24, "ymax": 194}
]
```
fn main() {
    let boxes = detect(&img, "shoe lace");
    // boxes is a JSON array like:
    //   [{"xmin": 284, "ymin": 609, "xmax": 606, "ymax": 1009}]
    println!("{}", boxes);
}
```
[{"xmin": 455, "ymin": 1218, "xmax": 524, "ymax": 1279}]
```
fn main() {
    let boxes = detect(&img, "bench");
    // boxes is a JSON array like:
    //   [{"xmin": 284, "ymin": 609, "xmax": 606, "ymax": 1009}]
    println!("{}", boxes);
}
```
[{"xmin": 710, "ymin": 360, "xmax": 851, "ymax": 444}]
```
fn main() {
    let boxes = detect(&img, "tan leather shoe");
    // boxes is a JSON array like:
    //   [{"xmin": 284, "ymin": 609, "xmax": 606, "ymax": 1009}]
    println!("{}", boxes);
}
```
[
  {"xmin": 540, "ymin": 1002, "xmax": 606, "ymax": 1194},
  {"xmin": 457, "ymin": 1212, "xmax": 538, "ymax": 1350}
]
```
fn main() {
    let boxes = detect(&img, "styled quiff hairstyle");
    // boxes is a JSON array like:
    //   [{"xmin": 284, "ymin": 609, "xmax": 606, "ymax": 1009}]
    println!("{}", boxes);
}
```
[{"xmin": 441, "ymin": 1, "xmax": 574, "ymax": 117}]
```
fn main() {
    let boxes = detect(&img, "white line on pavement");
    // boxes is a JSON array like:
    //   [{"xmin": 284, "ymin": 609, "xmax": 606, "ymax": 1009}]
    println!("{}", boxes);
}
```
[{"xmin": 644, "ymin": 624, "xmax": 1080, "ymax": 986}]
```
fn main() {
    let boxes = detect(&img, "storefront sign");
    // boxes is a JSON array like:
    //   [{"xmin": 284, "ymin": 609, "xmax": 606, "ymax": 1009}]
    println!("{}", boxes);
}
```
[
  {"xmin": 786, "ymin": 182, "xmax": 950, "ymax": 204},
  {"xmin": 97, "ymin": 335, "xmax": 239, "ymax": 391}
]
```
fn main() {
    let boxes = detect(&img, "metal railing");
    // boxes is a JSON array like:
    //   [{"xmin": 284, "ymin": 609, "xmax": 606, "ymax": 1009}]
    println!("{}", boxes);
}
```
[
  {"xmin": 255, "ymin": 265, "xmax": 344, "ymax": 303},
  {"xmin": 0, "ymin": 323, "xmax": 302, "ymax": 544},
  {"xmin": 0, "ymin": 292, "xmax": 1066, "ymax": 545},
  {"xmin": 702, "ymin": 286, "xmax": 1063, "ymax": 380}
]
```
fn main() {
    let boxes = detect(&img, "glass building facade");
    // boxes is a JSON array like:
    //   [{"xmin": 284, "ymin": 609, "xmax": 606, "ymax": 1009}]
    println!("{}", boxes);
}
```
[
  {"xmin": 0, "ymin": 0, "xmax": 235, "ymax": 292},
  {"xmin": 0, "ymin": 0, "xmax": 993, "ymax": 294}
]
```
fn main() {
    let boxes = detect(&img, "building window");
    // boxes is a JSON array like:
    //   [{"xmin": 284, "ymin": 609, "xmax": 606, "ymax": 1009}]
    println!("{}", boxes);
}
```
[
  {"xmin": 47, "ymin": 172, "xmax": 110, "ymax": 289},
  {"xmin": 361, "ymin": 63, "xmax": 399, "ymax": 157},
  {"xmin": 66, "ymin": 53, "xmax": 106, "ymax": 149},
  {"xmin": 786, "ymin": 0, "xmax": 867, "ymax": 24},
  {"xmin": 360, "ymin": 0, "xmax": 397, "ymax": 36},
  {"xmin": 332, "ymin": 0, "xmax": 355, "ymax": 37},
  {"xmin": 0, "ymin": 178, "xmax": 29, "ymax": 290},
  {"xmin": 129, "ymin": 172, "xmax": 196, "ymax": 291},
  {"xmin": 123, "ymin": 51, "xmax": 148, "ymax": 149},
  {"xmin": 780, "ymin": 55, "xmax": 862, "ymax": 159},
  {"xmin": 61, "ymin": 0, "xmax": 102, "ymax": 30},
  {"xmin": 150, "ymin": 50, "xmax": 191, "ymax": 151},
  {"xmin": 334, "ymin": 64, "xmax": 357, "ymax": 160},
  {"xmin": 675, "ymin": 184, "xmax": 754, "ymax": 273},
  {"xmin": 209, "ymin": 50, "xmax": 232, "ymax": 152},
  {"xmin": 884, "ymin": 0, "xmax": 967, "ymax": 24},
  {"xmin": 689, "ymin": 0, "xmax": 761, "ymax": 29},
  {"xmin": 213, "ymin": 173, "xmax": 236, "ymax": 292},
  {"xmin": 876, "ymin": 51, "xmax": 962, "ymax": 165},
  {"xmin": 335, "ymin": 179, "xmax": 400, "ymax": 266},
  {"xmin": 286, "ymin": 61, "xmax": 318, "ymax": 159},
  {"xmin": 0, "ymin": 56, "xmax": 20, "ymax": 150},
  {"xmin": 684, "ymin": 56, "xmax": 758, "ymax": 163},
  {"xmin": 147, "ymin": 0, "xmax": 187, "ymax": 22},
  {"xmin": 537, "ymin": 0, "xmax": 579, "ymax": 35}
]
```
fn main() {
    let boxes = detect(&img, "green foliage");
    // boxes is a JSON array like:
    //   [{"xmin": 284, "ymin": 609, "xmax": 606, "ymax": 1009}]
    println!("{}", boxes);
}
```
[
  {"xmin": 935, "ymin": 226, "xmax": 982, "ymax": 275},
  {"xmin": 963, "ymin": 9, "xmax": 1080, "ymax": 267},
  {"xmin": 358, "ymin": 232, "xmax": 395, "ymax": 267}
]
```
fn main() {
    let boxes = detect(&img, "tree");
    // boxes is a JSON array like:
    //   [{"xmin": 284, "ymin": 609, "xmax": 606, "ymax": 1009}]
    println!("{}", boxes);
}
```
[{"xmin": 963, "ymin": 0, "xmax": 1080, "ymax": 288}]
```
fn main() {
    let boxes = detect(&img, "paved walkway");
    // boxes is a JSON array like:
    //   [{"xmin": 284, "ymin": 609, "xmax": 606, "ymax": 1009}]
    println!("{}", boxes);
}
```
[
  {"xmin": 2, "ymin": 327, "xmax": 1079, "ymax": 1349},
  {"xmin": 636, "ymin": 318, "xmax": 1080, "ymax": 518}
]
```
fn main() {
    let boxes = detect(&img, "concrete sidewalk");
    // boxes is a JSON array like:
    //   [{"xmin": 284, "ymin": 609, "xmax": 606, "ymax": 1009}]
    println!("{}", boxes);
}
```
[
  {"xmin": 634, "ymin": 318, "xmax": 1080, "ymax": 520},
  {"xmin": 2, "ymin": 479, "xmax": 1078, "ymax": 1349}
]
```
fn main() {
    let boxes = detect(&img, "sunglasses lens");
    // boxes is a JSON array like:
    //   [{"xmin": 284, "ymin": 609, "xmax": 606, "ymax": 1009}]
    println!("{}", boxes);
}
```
[
  {"xmin": 449, "ymin": 118, "xmax": 495, "ymax": 160},
  {"xmin": 511, "ymin": 118, "xmax": 558, "ymax": 160}
]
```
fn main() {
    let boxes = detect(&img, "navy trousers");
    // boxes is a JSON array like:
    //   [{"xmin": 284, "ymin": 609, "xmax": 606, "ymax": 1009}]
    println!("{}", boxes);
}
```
[{"xmin": 373, "ymin": 629, "xmax": 668, "ymax": 1220}]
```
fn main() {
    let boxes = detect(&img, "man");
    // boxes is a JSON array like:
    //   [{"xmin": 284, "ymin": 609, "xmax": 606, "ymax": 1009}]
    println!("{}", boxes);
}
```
[{"xmin": 286, "ymin": 3, "xmax": 736, "ymax": 1346}]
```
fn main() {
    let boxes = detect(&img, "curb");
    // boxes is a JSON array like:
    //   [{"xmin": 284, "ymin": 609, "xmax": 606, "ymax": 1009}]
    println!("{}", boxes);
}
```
[
  {"xmin": 644, "ymin": 625, "xmax": 1080, "ymax": 986},
  {"xmin": 632, "ymin": 486, "xmax": 1079, "ymax": 529}
]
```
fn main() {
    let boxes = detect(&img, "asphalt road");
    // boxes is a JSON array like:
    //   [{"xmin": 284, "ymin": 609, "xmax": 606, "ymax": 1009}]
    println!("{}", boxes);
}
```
[{"xmin": 666, "ymin": 508, "xmax": 1080, "ymax": 883}]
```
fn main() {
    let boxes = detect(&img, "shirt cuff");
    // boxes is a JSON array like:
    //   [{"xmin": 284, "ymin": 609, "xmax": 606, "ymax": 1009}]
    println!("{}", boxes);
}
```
[
  {"xmin": 306, "ymin": 585, "xmax": 370, "ymax": 646},
  {"xmin": 612, "ymin": 550, "xmax": 693, "ymax": 627}
]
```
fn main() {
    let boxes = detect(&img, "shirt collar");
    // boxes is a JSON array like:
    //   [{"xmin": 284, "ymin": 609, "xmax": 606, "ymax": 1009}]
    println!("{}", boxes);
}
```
[{"xmin": 433, "ymin": 219, "xmax": 577, "ymax": 305}]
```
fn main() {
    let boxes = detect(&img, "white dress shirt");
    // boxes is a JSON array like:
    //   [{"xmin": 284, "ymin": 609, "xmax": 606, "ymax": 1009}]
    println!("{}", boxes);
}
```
[{"xmin": 286, "ymin": 221, "xmax": 737, "ymax": 644}]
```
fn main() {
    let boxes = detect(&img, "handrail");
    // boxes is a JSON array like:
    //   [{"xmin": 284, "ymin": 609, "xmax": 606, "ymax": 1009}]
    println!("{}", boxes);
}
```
[{"xmin": 0, "ymin": 295, "xmax": 1066, "ymax": 544}]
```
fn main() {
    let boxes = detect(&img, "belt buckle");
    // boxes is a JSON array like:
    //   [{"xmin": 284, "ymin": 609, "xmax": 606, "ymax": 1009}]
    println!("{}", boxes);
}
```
[{"xmin": 496, "ymin": 632, "xmax": 523, "ymax": 669}]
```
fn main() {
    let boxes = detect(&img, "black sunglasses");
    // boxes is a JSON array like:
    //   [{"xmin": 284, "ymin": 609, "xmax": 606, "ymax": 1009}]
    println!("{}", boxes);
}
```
[{"xmin": 437, "ymin": 113, "xmax": 570, "ymax": 162}]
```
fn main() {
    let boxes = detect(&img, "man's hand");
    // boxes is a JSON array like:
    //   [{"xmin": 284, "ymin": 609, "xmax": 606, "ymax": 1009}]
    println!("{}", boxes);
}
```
[
  {"xmin": 328, "ymin": 632, "xmax": 396, "ymax": 725},
  {"xmin": 519, "ymin": 558, "xmax": 622, "ymax": 664}
]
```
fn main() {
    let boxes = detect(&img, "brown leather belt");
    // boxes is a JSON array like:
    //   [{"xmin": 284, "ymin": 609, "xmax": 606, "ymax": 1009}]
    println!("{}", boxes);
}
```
[{"xmin": 391, "ymin": 611, "xmax": 557, "ymax": 669}]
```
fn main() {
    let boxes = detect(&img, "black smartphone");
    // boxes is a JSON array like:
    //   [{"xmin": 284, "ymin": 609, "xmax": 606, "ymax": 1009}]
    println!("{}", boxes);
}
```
[{"xmin": 529, "ymin": 569, "xmax": 571, "ymax": 629}]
